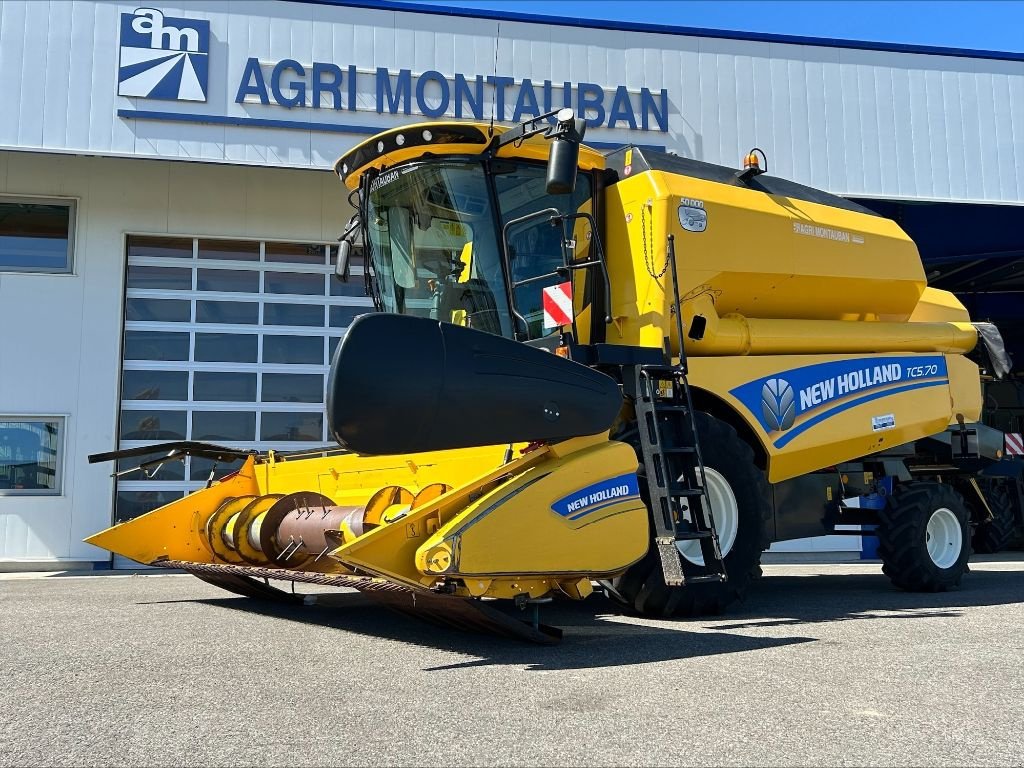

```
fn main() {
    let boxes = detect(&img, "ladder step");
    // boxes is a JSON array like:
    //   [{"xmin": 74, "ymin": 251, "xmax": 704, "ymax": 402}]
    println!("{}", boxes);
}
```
[
  {"xmin": 668, "ymin": 487, "xmax": 706, "ymax": 498},
  {"xmin": 655, "ymin": 539, "xmax": 685, "ymax": 587},
  {"xmin": 652, "ymin": 404, "xmax": 689, "ymax": 413},
  {"xmin": 673, "ymin": 531, "xmax": 713, "ymax": 540},
  {"xmin": 662, "ymin": 446, "xmax": 697, "ymax": 454},
  {"xmin": 685, "ymin": 574, "xmax": 727, "ymax": 585}
]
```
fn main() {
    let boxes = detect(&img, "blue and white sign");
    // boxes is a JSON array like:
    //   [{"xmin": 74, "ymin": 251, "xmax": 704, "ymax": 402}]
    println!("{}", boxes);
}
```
[
  {"xmin": 730, "ymin": 356, "xmax": 950, "ymax": 448},
  {"xmin": 551, "ymin": 473, "xmax": 641, "ymax": 521},
  {"xmin": 118, "ymin": 8, "xmax": 210, "ymax": 102}
]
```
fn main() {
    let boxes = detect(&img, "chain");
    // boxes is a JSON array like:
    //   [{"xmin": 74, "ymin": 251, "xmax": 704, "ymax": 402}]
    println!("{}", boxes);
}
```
[{"xmin": 641, "ymin": 200, "xmax": 670, "ymax": 279}]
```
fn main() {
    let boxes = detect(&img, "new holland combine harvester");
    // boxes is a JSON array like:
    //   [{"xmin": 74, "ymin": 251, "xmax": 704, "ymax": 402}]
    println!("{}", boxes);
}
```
[{"xmin": 88, "ymin": 110, "xmax": 1013, "ymax": 642}]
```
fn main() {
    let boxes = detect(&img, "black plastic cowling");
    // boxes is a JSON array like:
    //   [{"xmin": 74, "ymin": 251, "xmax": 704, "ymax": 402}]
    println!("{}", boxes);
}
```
[{"xmin": 326, "ymin": 313, "xmax": 623, "ymax": 455}]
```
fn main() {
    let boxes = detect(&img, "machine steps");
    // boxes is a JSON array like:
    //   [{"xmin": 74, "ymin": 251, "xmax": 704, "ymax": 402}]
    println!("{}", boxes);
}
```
[{"xmin": 632, "ymin": 364, "xmax": 727, "ymax": 587}]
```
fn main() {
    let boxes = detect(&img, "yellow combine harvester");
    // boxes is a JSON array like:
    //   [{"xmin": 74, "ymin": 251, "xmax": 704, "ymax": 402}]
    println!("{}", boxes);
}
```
[{"xmin": 88, "ymin": 110, "xmax": 1010, "ymax": 642}]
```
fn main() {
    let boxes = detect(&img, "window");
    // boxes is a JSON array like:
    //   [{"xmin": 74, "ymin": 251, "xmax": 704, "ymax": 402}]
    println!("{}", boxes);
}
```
[
  {"xmin": 0, "ymin": 417, "xmax": 64, "ymax": 495},
  {"xmin": 0, "ymin": 197, "xmax": 75, "ymax": 273}
]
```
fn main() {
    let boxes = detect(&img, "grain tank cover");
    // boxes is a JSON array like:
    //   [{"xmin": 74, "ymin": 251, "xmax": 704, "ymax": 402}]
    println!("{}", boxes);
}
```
[
  {"xmin": 602, "ymin": 146, "xmax": 929, "ymax": 328},
  {"xmin": 605, "ymin": 147, "xmax": 880, "ymax": 218}
]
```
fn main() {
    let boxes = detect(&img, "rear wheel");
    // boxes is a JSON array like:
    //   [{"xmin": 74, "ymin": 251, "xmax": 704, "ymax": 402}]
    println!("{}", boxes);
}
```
[
  {"xmin": 610, "ymin": 412, "xmax": 772, "ymax": 617},
  {"xmin": 878, "ymin": 482, "xmax": 971, "ymax": 592},
  {"xmin": 971, "ymin": 484, "xmax": 1015, "ymax": 554}
]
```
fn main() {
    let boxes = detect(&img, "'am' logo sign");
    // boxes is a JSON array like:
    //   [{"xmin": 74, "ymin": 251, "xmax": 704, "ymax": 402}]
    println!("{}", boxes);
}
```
[{"xmin": 118, "ymin": 8, "xmax": 210, "ymax": 102}]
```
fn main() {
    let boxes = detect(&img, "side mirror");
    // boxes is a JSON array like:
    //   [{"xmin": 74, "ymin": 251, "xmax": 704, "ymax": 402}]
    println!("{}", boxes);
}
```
[
  {"xmin": 335, "ymin": 239, "xmax": 352, "ymax": 282},
  {"xmin": 546, "ymin": 110, "xmax": 587, "ymax": 195}
]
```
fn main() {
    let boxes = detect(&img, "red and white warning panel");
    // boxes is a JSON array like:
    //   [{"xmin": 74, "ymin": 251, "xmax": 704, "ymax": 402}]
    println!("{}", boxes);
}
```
[
  {"xmin": 542, "ymin": 281, "xmax": 574, "ymax": 329},
  {"xmin": 1006, "ymin": 432, "xmax": 1024, "ymax": 457}
]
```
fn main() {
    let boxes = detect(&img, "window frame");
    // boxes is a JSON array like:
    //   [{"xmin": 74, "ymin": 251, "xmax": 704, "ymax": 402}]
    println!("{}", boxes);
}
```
[
  {"xmin": 0, "ymin": 195, "xmax": 77, "ymax": 275},
  {"xmin": 0, "ymin": 415, "xmax": 67, "ymax": 496}
]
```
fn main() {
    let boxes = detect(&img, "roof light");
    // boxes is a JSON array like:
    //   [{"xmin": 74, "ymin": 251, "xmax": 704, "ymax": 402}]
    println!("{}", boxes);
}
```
[
  {"xmin": 737, "ymin": 147, "xmax": 768, "ymax": 182},
  {"xmin": 395, "ymin": 133, "xmax": 405, "ymax": 146},
  {"xmin": 422, "ymin": 129, "xmax": 433, "ymax": 142}
]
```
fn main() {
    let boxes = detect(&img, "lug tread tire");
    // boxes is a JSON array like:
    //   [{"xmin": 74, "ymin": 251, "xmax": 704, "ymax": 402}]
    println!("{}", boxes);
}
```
[
  {"xmin": 971, "ymin": 485, "xmax": 1015, "ymax": 555},
  {"xmin": 610, "ymin": 412, "xmax": 772, "ymax": 618},
  {"xmin": 878, "ymin": 482, "xmax": 971, "ymax": 592}
]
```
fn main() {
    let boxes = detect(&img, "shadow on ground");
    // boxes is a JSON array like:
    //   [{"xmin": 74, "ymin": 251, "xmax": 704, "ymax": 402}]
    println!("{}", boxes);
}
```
[{"xmin": 136, "ymin": 565, "xmax": 1024, "ymax": 671}]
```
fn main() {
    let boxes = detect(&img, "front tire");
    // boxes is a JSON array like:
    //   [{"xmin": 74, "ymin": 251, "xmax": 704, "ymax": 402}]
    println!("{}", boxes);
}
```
[
  {"xmin": 878, "ymin": 482, "xmax": 971, "ymax": 592},
  {"xmin": 610, "ymin": 412, "xmax": 772, "ymax": 617}
]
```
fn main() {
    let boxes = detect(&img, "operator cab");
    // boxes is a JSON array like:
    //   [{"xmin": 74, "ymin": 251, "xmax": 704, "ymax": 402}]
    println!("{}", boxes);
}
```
[{"xmin": 333, "ymin": 113, "xmax": 607, "ymax": 344}]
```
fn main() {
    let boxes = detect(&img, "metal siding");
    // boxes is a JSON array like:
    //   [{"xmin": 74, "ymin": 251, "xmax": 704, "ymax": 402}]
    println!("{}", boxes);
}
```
[{"xmin": 0, "ymin": 0, "xmax": 1020, "ymax": 202}]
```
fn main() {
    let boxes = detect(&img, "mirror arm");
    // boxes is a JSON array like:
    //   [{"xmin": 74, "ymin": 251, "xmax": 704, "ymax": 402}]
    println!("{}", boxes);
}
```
[{"xmin": 491, "ymin": 109, "xmax": 576, "ymax": 153}]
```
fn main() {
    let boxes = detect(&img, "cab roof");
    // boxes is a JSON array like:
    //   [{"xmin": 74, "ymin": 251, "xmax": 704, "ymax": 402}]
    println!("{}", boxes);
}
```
[{"xmin": 334, "ymin": 120, "xmax": 607, "ymax": 190}]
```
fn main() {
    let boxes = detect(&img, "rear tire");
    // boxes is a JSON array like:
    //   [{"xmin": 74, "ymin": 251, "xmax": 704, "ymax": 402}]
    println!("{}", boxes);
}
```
[
  {"xmin": 610, "ymin": 412, "xmax": 772, "ymax": 617},
  {"xmin": 971, "ymin": 484, "xmax": 1015, "ymax": 554},
  {"xmin": 878, "ymin": 482, "xmax": 971, "ymax": 592}
]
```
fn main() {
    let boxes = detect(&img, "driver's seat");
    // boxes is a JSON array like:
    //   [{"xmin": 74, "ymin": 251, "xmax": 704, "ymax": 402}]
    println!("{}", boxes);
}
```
[{"xmin": 440, "ymin": 278, "xmax": 502, "ymax": 336}]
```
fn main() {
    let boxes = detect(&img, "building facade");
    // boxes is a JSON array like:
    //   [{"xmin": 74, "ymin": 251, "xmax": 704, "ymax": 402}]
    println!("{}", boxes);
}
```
[{"xmin": 1, "ymin": 0, "xmax": 1021, "ymax": 567}]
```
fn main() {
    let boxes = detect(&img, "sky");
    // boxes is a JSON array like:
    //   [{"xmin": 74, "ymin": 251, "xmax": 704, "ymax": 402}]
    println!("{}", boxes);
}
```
[{"xmin": 397, "ymin": 1, "xmax": 1024, "ymax": 55}]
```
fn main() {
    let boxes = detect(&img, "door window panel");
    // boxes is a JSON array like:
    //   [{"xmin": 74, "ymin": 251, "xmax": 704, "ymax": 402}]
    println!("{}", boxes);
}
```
[
  {"xmin": 123, "ymin": 331, "xmax": 190, "ymax": 361},
  {"xmin": 191, "ymin": 411, "xmax": 256, "ymax": 441},
  {"xmin": 261, "ymin": 412, "xmax": 324, "ymax": 441},
  {"xmin": 121, "ymin": 370, "xmax": 189, "ymax": 401},
  {"xmin": 193, "ymin": 372, "xmax": 257, "ymax": 402},
  {"xmin": 119, "ymin": 410, "xmax": 187, "ymax": 441},
  {"xmin": 264, "ymin": 303, "xmax": 324, "ymax": 327},
  {"xmin": 263, "ymin": 335, "xmax": 323, "ymax": 364},
  {"xmin": 196, "ymin": 300, "xmax": 259, "ymax": 325},
  {"xmin": 261, "ymin": 373, "xmax": 324, "ymax": 403},
  {"xmin": 265, "ymin": 271, "xmax": 325, "ymax": 295},
  {"xmin": 127, "ymin": 266, "xmax": 191, "ymax": 290},
  {"xmin": 126, "ymin": 298, "xmax": 191, "ymax": 323},
  {"xmin": 197, "ymin": 269, "xmax": 259, "ymax": 293},
  {"xmin": 194, "ymin": 333, "xmax": 258, "ymax": 363},
  {"xmin": 198, "ymin": 239, "xmax": 259, "ymax": 261}
]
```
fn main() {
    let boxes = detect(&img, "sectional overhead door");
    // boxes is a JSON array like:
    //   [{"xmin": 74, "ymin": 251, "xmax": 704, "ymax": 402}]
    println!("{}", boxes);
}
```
[{"xmin": 113, "ymin": 235, "xmax": 370, "ymax": 562}]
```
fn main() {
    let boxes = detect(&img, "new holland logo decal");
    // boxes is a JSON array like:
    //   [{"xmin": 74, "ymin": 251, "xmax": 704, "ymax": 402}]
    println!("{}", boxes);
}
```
[
  {"xmin": 551, "ymin": 473, "xmax": 641, "ymax": 522},
  {"xmin": 731, "ymin": 356, "xmax": 949, "ymax": 448},
  {"xmin": 118, "ymin": 8, "xmax": 210, "ymax": 102}
]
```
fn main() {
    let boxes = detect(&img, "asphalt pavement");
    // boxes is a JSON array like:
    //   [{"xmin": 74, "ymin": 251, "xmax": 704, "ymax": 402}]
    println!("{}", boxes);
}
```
[{"xmin": 1, "ymin": 557, "xmax": 1022, "ymax": 767}]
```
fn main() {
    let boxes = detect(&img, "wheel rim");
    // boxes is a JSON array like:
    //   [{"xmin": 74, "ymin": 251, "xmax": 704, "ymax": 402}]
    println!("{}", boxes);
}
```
[
  {"xmin": 925, "ymin": 507, "xmax": 963, "ymax": 569},
  {"xmin": 678, "ymin": 467, "xmax": 739, "ymax": 567}
]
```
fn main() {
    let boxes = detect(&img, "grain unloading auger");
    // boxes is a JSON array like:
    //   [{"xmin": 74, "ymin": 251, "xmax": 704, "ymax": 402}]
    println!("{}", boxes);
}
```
[{"xmin": 88, "ymin": 110, "xmax": 1011, "ymax": 642}]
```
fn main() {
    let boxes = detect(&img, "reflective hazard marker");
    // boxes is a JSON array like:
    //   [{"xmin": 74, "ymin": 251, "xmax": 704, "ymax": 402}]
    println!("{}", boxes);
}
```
[
  {"xmin": 542, "ymin": 282, "xmax": 573, "ymax": 329},
  {"xmin": 1006, "ymin": 433, "xmax": 1024, "ymax": 457}
]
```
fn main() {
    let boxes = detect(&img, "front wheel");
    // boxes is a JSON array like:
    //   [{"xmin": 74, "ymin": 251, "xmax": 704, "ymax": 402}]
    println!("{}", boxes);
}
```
[
  {"xmin": 878, "ymin": 482, "xmax": 971, "ymax": 592},
  {"xmin": 609, "ymin": 412, "xmax": 772, "ymax": 617}
]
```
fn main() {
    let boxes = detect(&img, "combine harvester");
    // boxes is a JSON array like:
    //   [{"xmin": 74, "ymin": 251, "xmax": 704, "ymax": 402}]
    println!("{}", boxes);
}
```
[{"xmin": 88, "ymin": 110, "xmax": 1012, "ymax": 642}]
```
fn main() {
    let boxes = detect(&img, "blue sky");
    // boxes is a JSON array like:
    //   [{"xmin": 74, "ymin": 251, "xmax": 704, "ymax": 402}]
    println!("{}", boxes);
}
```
[{"xmin": 397, "ymin": 1, "xmax": 1024, "ymax": 54}]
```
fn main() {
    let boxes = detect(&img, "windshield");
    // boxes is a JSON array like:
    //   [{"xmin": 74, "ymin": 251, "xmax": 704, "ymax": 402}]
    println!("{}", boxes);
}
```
[{"xmin": 364, "ymin": 161, "xmax": 513, "ymax": 338}]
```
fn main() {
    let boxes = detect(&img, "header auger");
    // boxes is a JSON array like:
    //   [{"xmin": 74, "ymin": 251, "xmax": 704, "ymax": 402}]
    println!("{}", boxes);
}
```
[{"xmin": 88, "ymin": 110, "xmax": 1011, "ymax": 641}]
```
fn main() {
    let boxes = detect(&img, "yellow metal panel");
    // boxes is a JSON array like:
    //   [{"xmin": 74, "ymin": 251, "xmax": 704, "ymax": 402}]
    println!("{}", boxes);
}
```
[
  {"xmin": 331, "ymin": 445, "xmax": 556, "ymax": 588},
  {"xmin": 417, "ymin": 439, "xmax": 648, "ymax": 578},
  {"xmin": 687, "ymin": 353, "xmax": 971, "ymax": 482},
  {"xmin": 252, "ymin": 445, "xmax": 510, "ymax": 505},
  {"xmin": 84, "ymin": 457, "xmax": 261, "ymax": 565},
  {"xmin": 945, "ymin": 353, "xmax": 983, "ymax": 423}
]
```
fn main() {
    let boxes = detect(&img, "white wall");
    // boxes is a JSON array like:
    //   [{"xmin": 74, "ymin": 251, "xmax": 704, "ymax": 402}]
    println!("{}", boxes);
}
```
[
  {"xmin": 0, "ymin": 1, "xmax": 1021, "ymax": 203},
  {"xmin": 0, "ymin": 149, "xmax": 347, "ymax": 563}
]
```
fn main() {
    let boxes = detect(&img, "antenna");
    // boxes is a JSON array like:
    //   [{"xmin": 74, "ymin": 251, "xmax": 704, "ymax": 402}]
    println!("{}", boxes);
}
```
[{"xmin": 489, "ymin": 21, "xmax": 501, "ymax": 136}]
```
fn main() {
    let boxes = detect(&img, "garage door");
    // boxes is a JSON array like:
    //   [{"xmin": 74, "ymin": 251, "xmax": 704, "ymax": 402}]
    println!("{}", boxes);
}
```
[{"xmin": 113, "ymin": 235, "xmax": 371, "ymax": 566}]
